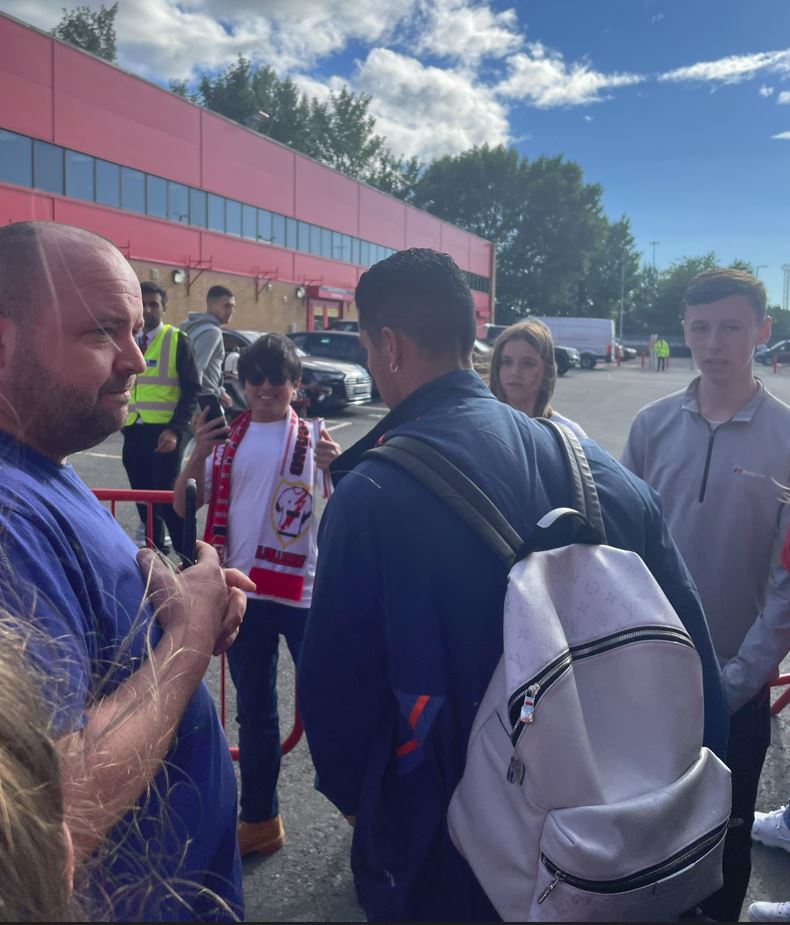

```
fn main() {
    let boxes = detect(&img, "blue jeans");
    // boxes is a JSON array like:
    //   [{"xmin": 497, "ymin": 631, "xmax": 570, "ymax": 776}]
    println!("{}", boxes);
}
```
[{"xmin": 226, "ymin": 597, "xmax": 308, "ymax": 823}]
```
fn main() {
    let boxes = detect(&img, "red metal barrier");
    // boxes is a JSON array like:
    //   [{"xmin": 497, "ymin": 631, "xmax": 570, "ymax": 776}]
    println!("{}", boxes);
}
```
[
  {"xmin": 770, "ymin": 673, "xmax": 790, "ymax": 716},
  {"xmin": 92, "ymin": 487, "xmax": 304, "ymax": 758}
]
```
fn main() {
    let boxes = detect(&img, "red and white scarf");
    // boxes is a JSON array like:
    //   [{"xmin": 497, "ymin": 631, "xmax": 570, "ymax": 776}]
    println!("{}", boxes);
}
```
[{"xmin": 204, "ymin": 408, "xmax": 330, "ymax": 602}]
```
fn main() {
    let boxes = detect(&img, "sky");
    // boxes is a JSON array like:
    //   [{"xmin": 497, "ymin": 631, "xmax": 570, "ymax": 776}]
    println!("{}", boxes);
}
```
[{"xmin": 3, "ymin": 0, "xmax": 790, "ymax": 306}]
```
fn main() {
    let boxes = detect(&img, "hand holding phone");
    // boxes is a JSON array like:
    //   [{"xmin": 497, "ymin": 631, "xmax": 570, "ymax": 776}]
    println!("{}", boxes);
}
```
[{"xmin": 197, "ymin": 392, "xmax": 227, "ymax": 425}]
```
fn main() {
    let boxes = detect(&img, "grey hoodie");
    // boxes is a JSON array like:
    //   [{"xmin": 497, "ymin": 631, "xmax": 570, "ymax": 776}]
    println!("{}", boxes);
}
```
[{"xmin": 622, "ymin": 377, "xmax": 790, "ymax": 712}]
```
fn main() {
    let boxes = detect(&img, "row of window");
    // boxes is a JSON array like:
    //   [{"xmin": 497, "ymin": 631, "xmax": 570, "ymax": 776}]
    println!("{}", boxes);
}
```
[{"xmin": 0, "ymin": 128, "xmax": 491, "ymax": 294}]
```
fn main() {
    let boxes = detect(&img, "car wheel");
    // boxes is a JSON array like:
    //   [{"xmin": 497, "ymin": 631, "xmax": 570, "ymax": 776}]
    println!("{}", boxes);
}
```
[{"xmin": 580, "ymin": 355, "xmax": 596, "ymax": 370}]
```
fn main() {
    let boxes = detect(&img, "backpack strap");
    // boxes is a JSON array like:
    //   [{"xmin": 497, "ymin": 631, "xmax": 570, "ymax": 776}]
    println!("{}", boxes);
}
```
[
  {"xmin": 535, "ymin": 418, "xmax": 607, "ymax": 545},
  {"xmin": 363, "ymin": 435, "xmax": 525, "ymax": 570}
]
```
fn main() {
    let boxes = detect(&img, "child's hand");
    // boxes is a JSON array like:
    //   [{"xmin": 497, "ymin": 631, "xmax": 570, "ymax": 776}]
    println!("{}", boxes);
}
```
[{"xmin": 314, "ymin": 428, "xmax": 341, "ymax": 471}]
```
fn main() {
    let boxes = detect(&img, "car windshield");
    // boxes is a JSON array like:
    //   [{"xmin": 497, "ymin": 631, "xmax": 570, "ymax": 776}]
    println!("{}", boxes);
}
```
[{"xmin": 235, "ymin": 330, "xmax": 308, "ymax": 357}]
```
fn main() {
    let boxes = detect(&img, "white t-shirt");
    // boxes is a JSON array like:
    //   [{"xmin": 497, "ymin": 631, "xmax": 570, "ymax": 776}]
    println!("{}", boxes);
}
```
[{"xmin": 204, "ymin": 418, "xmax": 317, "ymax": 607}]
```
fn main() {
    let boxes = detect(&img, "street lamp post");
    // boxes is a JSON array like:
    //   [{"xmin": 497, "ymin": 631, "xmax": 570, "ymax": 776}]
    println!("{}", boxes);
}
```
[
  {"xmin": 618, "ymin": 253, "xmax": 625, "ymax": 342},
  {"xmin": 755, "ymin": 264, "xmax": 767, "ymax": 280}
]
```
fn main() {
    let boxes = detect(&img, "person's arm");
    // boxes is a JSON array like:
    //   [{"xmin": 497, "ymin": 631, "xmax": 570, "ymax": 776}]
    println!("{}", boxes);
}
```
[
  {"xmin": 58, "ymin": 543, "xmax": 250, "ymax": 859},
  {"xmin": 297, "ymin": 480, "xmax": 389, "ymax": 815},
  {"xmin": 638, "ymin": 483, "xmax": 729, "ymax": 758},
  {"xmin": 620, "ymin": 411, "xmax": 647, "ymax": 478},
  {"xmin": 186, "ymin": 325, "xmax": 222, "ymax": 390},
  {"xmin": 721, "ymin": 501, "xmax": 790, "ymax": 713},
  {"xmin": 172, "ymin": 407, "xmax": 228, "ymax": 516},
  {"xmin": 161, "ymin": 333, "xmax": 201, "ymax": 442}
]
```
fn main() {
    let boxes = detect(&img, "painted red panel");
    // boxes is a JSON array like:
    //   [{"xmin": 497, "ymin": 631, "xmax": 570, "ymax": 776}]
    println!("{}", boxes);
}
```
[
  {"xmin": 294, "ymin": 158, "xmax": 358, "ymax": 235},
  {"xmin": 405, "ymin": 207, "xmax": 442, "ymax": 251},
  {"xmin": 473, "ymin": 291, "xmax": 491, "ymax": 320},
  {"xmin": 439, "ymin": 222, "xmax": 471, "ymax": 267},
  {"xmin": 0, "ymin": 185, "xmax": 54, "ymax": 222},
  {"xmin": 202, "ymin": 114, "xmax": 295, "ymax": 213},
  {"xmin": 469, "ymin": 238, "xmax": 493, "ymax": 277},
  {"xmin": 294, "ymin": 254, "xmax": 359, "ymax": 291},
  {"xmin": 0, "ymin": 18, "xmax": 53, "ymax": 140},
  {"xmin": 53, "ymin": 44, "xmax": 200, "ymax": 185},
  {"xmin": 53, "ymin": 200, "xmax": 201, "ymax": 265},
  {"xmin": 202, "ymin": 231, "xmax": 294, "ymax": 280},
  {"xmin": 358, "ymin": 186, "xmax": 406, "ymax": 250}
]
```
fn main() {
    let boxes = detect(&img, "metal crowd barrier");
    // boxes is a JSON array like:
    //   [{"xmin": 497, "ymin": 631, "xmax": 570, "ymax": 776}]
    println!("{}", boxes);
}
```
[
  {"xmin": 92, "ymin": 487, "xmax": 304, "ymax": 757},
  {"xmin": 770, "ymin": 674, "xmax": 790, "ymax": 716}
]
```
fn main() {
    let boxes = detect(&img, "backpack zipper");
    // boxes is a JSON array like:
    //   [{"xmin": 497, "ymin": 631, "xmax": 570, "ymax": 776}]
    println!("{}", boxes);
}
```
[
  {"xmin": 505, "ymin": 626, "xmax": 694, "ymax": 782},
  {"xmin": 537, "ymin": 818, "xmax": 728, "ymax": 904}
]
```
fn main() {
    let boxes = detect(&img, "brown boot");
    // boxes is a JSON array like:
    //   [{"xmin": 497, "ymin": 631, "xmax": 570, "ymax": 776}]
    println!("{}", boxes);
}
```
[{"xmin": 237, "ymin": 816, "xmax": 285, "ymax": 858}]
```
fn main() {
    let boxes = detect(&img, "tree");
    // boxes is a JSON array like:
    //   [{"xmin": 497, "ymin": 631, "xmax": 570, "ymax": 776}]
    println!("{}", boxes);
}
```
[
  {"xmin": 412, "ymin": 146, "xmax": 640, "ymax": 322},
  {"xmin": 174, "ymin": 57, "xmax": 418, "ymax": 195},
  {"xmin": 631, "ymin": 253, "xmax": 719, "ymax": 335},
  {"xmin": 52, "ymin": 2, "xmax": 118, "ymax": 63}
]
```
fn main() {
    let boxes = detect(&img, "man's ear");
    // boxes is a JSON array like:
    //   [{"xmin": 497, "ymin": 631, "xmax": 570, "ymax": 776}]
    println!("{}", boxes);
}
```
[
  {"xmin": 757, "ymin": 315, "xmax": 772, "ymax": 347},
  {"xmin": 379, "ymin": 326, "xmax": 402, "ymax": 370}
]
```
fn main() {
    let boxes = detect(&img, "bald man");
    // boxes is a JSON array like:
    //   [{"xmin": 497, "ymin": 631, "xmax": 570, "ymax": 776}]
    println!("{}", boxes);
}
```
[{"xmin": 0, "ymin": 221, "xmax": 251, "ymax": 921}]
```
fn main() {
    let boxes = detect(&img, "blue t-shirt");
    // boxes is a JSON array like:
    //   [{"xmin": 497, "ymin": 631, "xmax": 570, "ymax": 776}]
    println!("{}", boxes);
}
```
[{"xmin": 0, "ymin": 432, "xmax": 242, "ymax": 921}]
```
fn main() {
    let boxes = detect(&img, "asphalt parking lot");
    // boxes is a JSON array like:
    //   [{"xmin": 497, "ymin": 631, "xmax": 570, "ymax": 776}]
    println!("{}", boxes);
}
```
[{"xmin": 71, "ymin": 357, "xmax": 790, "ymax": 922}]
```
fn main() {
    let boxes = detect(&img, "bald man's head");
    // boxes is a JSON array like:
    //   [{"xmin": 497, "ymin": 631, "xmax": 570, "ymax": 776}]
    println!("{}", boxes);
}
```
[{"xmin": 0, "ymin": 222, "xmax": 129, "ymax": 326}]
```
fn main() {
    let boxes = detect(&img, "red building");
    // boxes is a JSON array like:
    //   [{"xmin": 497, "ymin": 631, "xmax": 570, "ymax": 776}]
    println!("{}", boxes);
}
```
[{"xmin": 0, "ymin": 11, "xmax": 494, "ymax": 334}]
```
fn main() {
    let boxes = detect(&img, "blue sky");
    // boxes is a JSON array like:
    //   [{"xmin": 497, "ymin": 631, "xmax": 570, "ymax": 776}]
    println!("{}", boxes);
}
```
[{"xmin": 4, "ymin": 0, "xmax": 790, "ymax": 305}]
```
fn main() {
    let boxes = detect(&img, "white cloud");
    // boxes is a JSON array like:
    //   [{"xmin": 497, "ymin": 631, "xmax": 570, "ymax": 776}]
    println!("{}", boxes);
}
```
[
  {"xmin": 584, "ymin": 114, "xmax": 593, "ymax": 122},
  {"xmin": 660, "ymin": 49, "xmax": 790, "ymax": 85},
  {"xmin": 650, "ymin": 13, "xmax": 665, "ymax": 24},
  {"xmin": 415, "ymin": 0, "xmax": 521, "ymax": 65},
  {"xmin": 759, "ymin": 85, "xmax": 774, "ymax": 97},
  {"xmin": 352, "ymin": 48, "xmax": 510, "ymax": 159},
  {"xmin": 778, "ymin": 91, "xmax": 790, "ymax": 104},
  {"xmin": 497, "ymin": 42, "xmax": 644, "ymax": 107},
  {"xmin": 772, "ymin": 131, "xmax": 790, "ymax": 139}
]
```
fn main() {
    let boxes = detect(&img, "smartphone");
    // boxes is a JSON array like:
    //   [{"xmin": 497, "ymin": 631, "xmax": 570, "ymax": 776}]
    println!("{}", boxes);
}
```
[
  {"xmin": 182, "ymin": 477, "xmax": 198, "ymax": 567},
  {"xmin": 197, "ymin": 392, "xmax": 227, "ymax": 425}
]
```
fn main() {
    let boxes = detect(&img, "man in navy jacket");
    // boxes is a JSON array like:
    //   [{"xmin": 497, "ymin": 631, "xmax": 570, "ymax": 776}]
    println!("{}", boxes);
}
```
[{"xmin": 298, "ymin": 248, "xmax": 728, "ymax": 922}]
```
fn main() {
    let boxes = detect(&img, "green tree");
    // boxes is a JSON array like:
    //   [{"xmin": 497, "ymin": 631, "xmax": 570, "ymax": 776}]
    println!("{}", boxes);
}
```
[
  {"xmin": 632, "ymin": 253, "xmax": 719, "ymax": 335},
  {"xmin": 175, "ymin": 57, "xmax": 417, "ymax": 195},
  {"xmin": 52, "ymin": 2, "xmax": 118, "ymax": 63}
]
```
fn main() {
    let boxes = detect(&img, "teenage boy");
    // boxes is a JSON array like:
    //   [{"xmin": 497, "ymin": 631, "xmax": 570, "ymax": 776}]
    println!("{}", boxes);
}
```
[
  {"xmin": 622, "ymin": 268, "xmax": 790, "ymax": 922},
  {"xmin": 174, "ymin": 333, "xmax": 340, "ymax": 858}
]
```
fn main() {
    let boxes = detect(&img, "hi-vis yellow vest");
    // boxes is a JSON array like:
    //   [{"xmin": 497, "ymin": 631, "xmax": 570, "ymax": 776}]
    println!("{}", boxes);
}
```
[{"xmin": 126, "ymin": 324, "xmax": 181, "ymax": 425}]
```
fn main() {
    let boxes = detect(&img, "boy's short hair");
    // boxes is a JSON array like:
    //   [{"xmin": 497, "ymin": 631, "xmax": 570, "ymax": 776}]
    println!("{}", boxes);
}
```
[
  {"xmin": 207, "ymin": 285, "xmax": 233, "ymax": 302},
  {"xmin": 684, "ymin": 268, "xmax": 767, "ymax": 322},
  {"xmin": 355, "ymin": 248, "xmax": 476, "ymax": 359},
  {"xmin": 237, "ymin": 333, "xmax": 302, "ymax": 385},
  {"xmin": 140, "ymin": 280, "xmax": 167, "ymax": 305}
]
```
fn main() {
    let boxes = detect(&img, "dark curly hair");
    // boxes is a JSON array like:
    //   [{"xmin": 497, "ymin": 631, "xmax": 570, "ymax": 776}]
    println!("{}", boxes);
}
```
[
  {"xmin": 684, "ymin": 268, "xmax": 767, "ymax": 322},
  {"xmin": 355, "ymin": 248, "xmax": 476, "ymax": 359},
  {"xmin": 237, "ymin": 333, "xmax": 302, "ymax": 385}
]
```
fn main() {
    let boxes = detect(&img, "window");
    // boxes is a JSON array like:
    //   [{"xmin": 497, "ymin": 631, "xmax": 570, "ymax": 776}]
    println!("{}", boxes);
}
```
[
  {"xmin": 95, "ymin": 160, "xmax": 120, "ymax": 207},
  {"xmin": 121, "ymin": 167, "xmax": 145, "ymax": 213},
  {"xmin": 242, "ymin": 204, "xmax": 257, "ymax": 239},
  {"xmin": 333, "ymin": 232, "xmax": 351, "ymax": 263},
  {"xmin": 33, "ymin": 140, "xmax": 63, "ymax": 194},
  {"xmin": 146, "ymin": 175, "xmax": 167, "ymax": 218},
  {"xmin": 271, "ymin": 213, "xmax": 285, "ymax": 247},
  {"xmin": 226, "ymin": 199, "xmax": 241, "ymax": 236},
  {"xmin": 309, "ymin": 224, "xmax": 321, "ymax": 255},
  {"xmin": 207, "ymin": 194, "xmax": 225, "ymax": 232},
  {"xmin": 286, "ymin": 217, "xmax": 298, "ymax": 249},
  {"xmin": 350, "ymin": 237, "xmax": 360, "ymax": 265},
  {"xmin": 189, "ymin": 188, "xmax": 206, "ymax": 227},
  {"xmin": 168, "ymin": 182, "xmax": 189, "ymax": 223},
  {"xmin": 0, "ymin": 130, "xmax": 32, "ymax": 187},
  {"xmin": 360, "ymin": 240, "xmax": 371, "ymax": 266},
  {"xmin": 257, "ymin": 209, "xmax": 272, "ymax": 243},
  {"xmin": 321, "ymin": 228, "xmax": 332, "ymax": 259},
  {"xmin": 65, "ymin": 150, "xmax": 94, "ymax": 201},
  {"xmin": 297, "ymin": 221, "xmax": 311, "ymax": 252}
]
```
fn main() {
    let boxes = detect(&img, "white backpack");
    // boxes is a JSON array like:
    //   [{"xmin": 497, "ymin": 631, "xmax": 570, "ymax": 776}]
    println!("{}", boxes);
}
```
[{"xmin": 369, "ymin": 422, "xmax": 731, "ymax": 923}]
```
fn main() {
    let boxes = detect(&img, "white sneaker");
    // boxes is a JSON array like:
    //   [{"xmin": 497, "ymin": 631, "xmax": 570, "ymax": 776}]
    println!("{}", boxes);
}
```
[
  {"xmin": 752, "ymin": 806, "xmax": 790, "ymax": 852},
  {"xmin": 748, "ymin": 901, "xmax": 790, "ymax": 922}
]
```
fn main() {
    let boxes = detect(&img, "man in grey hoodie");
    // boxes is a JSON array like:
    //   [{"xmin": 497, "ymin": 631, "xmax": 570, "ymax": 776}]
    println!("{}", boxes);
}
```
[
  {"xmin": 622, "ymin": 268, "xmax": 790, "ymax": 922},
  {"xmin": 180, "ymin": 285, "xmax": 236, "ymax": 409}
]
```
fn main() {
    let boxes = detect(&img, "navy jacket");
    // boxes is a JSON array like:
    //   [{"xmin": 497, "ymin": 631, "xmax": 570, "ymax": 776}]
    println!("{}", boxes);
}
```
[{"xmin": 298, "ymin": 369, "xmax": 728, "ymax": 922}]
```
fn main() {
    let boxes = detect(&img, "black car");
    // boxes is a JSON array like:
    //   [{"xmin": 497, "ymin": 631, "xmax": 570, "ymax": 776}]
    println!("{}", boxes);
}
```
[
  {"xmin": 288, "ymin": 330, "xmax": 382, "ymax": 399},
  {"xmin": 222, "ymin": 329, "xmax": 372, "ymax": 417},
  {"xmin": 326, "ymin": 319, "xmax": 359, "ymax": 332}
]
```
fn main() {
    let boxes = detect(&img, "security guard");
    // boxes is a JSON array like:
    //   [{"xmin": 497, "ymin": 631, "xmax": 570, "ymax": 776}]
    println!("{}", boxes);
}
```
[{"xmin": 122, "ymin": 281, "xmax": 201, "ymax": 558}]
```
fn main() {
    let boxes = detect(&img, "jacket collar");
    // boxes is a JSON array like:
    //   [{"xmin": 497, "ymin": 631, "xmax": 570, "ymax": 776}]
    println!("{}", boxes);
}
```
[
  {"xmin": 681, "ymin": 375, "xmax": 766, "ymax": 423},
  {"xmin": 330, "ymin": 368, "xmax": 489, "ymax": 484}
]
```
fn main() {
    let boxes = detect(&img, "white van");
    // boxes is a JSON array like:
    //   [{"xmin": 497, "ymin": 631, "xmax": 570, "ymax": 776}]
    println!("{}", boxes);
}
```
[{"xmin": 532, "ymin": 316, "xmax": 615, "ymax": 369}]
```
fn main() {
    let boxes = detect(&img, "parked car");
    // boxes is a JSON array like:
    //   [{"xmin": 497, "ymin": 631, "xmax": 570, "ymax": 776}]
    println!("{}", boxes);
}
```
[
  {"xmin": 288, "ymin": 329, "xmax": 383, "ymax": 399},
  {"xmin": 554, "ymin": 345, "xmax": 580, "ymax": 375},
  {"xmin": 222, "ymin": 329, "xmax": 372, "ymax": 417},
  {"xmin": 613, "ymin": 342, "xmax": 638, "ymax": 361},
  {"xmin": 756, "ymin": 341, "xmax": 790, "ymax": 365},
  {"xmin": 326, "ymin": 319, "xmax": 359, "ymax": 332}
]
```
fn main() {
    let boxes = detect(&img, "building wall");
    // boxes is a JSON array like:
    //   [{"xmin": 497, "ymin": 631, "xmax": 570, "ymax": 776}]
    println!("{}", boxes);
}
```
[{"xmin": 0, "ymin": 11, "xmax": 493, "ymax": 331}]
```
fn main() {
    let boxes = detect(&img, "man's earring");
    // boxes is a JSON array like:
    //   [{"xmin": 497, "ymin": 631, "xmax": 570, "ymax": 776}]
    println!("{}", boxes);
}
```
[{"xmin": 390, "ymin": 361, "xmax": 399, "ymax": 374}]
